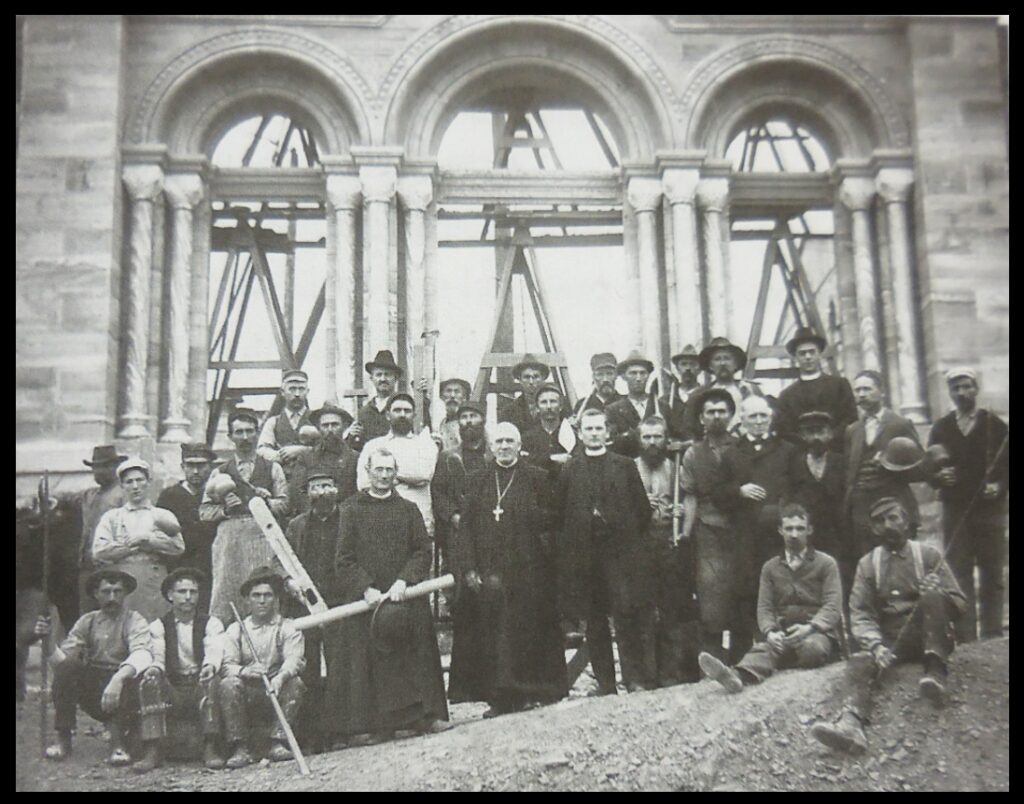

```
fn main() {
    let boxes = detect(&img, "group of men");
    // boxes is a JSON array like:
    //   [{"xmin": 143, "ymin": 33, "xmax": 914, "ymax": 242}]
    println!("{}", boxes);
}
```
[{"xmin": 31, "ymin": 329, "xmax": 1007, "ymax": 770}]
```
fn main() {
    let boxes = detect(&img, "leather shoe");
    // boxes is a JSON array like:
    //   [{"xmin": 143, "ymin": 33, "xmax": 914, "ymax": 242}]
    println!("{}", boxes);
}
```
[
  {"xmin": 267, "ymin": 741, "xmax": 294, "ymax": 763},
  {"xmin": 418, "ymin": 717, "xmax": 454, "ymax": 735},
  {"xmin": 810, "ymin": 712, "xmax": 868, "ymax": 755},
  {"xmin": 226, "ymin": 745, "xmax": 254, "ymax": 769},
  {"xmin": 919, "ymin": 675, "xmax": 947, "ymax": 708},
  {"xmin": 698, "ymin": 651, "xmax": 744, "ymax": 694},
  {"xmin": 44, "ymin": 732, "xmax": 72, "ymax": 761},
  {"xmin": 132, "ymin": 743, "xmax": 161, "ymax": 774},
  {"xmin": 203, "ymin": 740, "xmax": 225, "ymax": 770}
]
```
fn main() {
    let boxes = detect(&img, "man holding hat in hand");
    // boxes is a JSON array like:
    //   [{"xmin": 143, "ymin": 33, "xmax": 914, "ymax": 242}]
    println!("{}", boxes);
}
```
[
  {"xmin": 91, "ymin": 458, "xmax": 184, "ymax": 621},
  {"xmin": 347, "ymin": 349, "xmax": 404, "ymax": 452},
  {"xmin": 78, "ymin": 445, "xmax": 128, "ymax": 614},
  {"xmin": 257, "ymin": 369, "xmax": 314, "ymax": 479}
]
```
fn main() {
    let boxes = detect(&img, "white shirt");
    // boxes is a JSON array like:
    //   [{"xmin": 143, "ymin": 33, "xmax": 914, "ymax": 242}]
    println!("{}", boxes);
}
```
[
  {"xmin": 785, "ymin": 548, "xmax": 808, "ymax": 572},
  {"xmin": 149, "ymin": 615, "xmax": 225, "ymax": 675},
  {"xmin": 91, "ymin": 501, "xmax": 184, "ymax": 564},
  {"xmin": 358, "ymin": 429, "xmax": 439, "ymax": 537},
  {"xmin": 257, "ymin": 406, "xmax": 310, "ymax": 462},
  {"xmin": 863, "ymin": 408, "xmax": 887, "ymax": 445}
]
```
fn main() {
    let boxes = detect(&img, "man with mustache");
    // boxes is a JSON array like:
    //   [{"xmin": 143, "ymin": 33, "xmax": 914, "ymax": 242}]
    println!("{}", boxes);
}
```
[
  {"xmin": 686, "ymin": 338, "xmax": 765, "ymax": 435},
  {"xmin": 571, "ymin": 353, "xmax": 625, "ymax": 420},
  {"xmin": 436, "ymin": 377, "xmax": 473, "ymax": 452},
  {"xmin": 287, "ymin": 402, "xmax": 358, "ymax": 515},
  {"xmin": 659, "ymin": 345, "xmax": 701, "ymax": 443},
  {"xmin": 346, "ymin": 349, "xmax": 403, "ymax": 452},
  {"xmin": 605, "ymin": 351, "xmax": 663, "ymax": 457},
  {"xmin": 811, "ymin": 497, "xmax": 965, "ymax": 754},
  {"xmin": 522, "ymin": 383, "xmax": 579, "ymax": 479},
  {"xmin": 357, "ymin": 393, "xmax": 439, "ymax": 539},
  {"xmin": 257, "ymin": 369, "xmax": 314, "ymax": 481},
  {"xmin": 699, "ymin": 503, "xmax": 841, "ymax": 694},
  {"xmin": 78, "ymin": 445, "xmax": 127, "ymax": 615}
]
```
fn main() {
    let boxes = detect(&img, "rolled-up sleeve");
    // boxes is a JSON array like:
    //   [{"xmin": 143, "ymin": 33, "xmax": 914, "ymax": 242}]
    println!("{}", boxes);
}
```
[
  {"xmin": 122, "ymin": 611, "xmax": 153, "ymax": 676},
  {"xmin": 277, "ymin": 620, "xmax": 306, "ymax": 681},
  {"xmin": 221, "ymin": 623, "xmax": 242, "ymax": 677},
  {"xmin": 204, "ymin": 617, "xmax": 226, "ymax": 673},
  {"xmin": 268, "ymin": 463, "xmax": 289, "ymax": 517},
  {"xmin": 52, "ymin": 613, "xmax": 92, "ymax": 666},
  {"xmin": 90, "ymin": 510, "xmax": 123, "ymax": 564},
  {"xmin": 199, "ymin": 469, "xmax": 228, "ymax": 523},
  {"xmin": 149, "ymin": 619, "xmax": 167, "ymax": 673},
  {"xmin": 257, "ymin": 416, "xmax": 281, "ymax": 463}
]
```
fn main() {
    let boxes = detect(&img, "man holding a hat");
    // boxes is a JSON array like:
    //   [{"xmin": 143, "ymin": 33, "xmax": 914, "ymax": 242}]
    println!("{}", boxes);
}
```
[
  {"xmin": 257, "ymin": 369, "xmax": 314, "ymax": 478},
  {"xmin": 140, "ymin": 568, "xmax": 226, "ymax": 771},
  {"xmin": 774, "ymin": 327, "xmax": 857, "ymax": 445},
  {"xmin": 157, "ymin": 442, "xmax": 220, "ymax": 610},
  {"xmin": 287, "ymin": 402, "xmax": 358, "ymax": 516},
  {"xmin": 220, "ymin": 567, "xmax": 306, "ymax": 768},
  {"xmin": 660, "ymin": 345, "xmax": 702, "ymax": 443},
  {"xmin": 35, "ymin": 568, "xmax": 159, "ymax": 766},
  {"xmin": 92, "ymin": 459, "xmax": 184, "ymax": 622},
  {"xmin": 572, "ymin": 352, "xmax": 625, "ymax": 420},
  {"xmin": 200, "ymin": 408, "xmax": 289, "ymax": 623},
  {"xmin": 605, "ymin": 351, "xmax": 662, "ymax": 457},
  {"xmin": 689, "ymin": 337, "xmax": 765, "ymax": 434},
  {"xmin": 811, "ymin": 496, "xmax": 965, "ymax": 755},
  {"xmin": 78, "ymin": 444, "xmax": 128, "ymax": 614},
  {"xmin": 346, "ymin": 349, "xmax": 404, "ymax": 452},
  {"xmin": 437, "ymin": 377, "xmax": 473, "ymax": 452},
  {"xmin": 522, "ymin": 383, "xmax": 579, "ymax": 478},
  {"xmin": 928, "ymin": 367, "xmax": 1009, "ymax": 642}
]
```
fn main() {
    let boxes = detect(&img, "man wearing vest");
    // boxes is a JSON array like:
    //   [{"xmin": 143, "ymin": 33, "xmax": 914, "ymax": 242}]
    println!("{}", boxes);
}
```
[
  {"xmin": 346, "ymin": 349, "xmax": 404, "ymax": 452},
  {"xmin": 200, "ymin": 408, "xmax": 289, "ymax": 623},
  {"xmin": 257, "ymin": 369, "xmax": 314, "ymax": 481},
  {"xmin": 605, "ymin": 351, "xmax": 662, "ymax": 457},
  {"xmin": 140, "ymin": 568, "xmax": 226, "ymax": 772},
  {"xmin": 811, "ymin": 497, "xmax": 965, "ymax": 755}
]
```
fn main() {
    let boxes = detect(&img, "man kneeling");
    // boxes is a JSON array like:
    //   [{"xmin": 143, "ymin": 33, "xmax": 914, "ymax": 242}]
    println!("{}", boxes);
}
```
[
  {"xmin": 138, "ymin": 568, "xmax": 226, "ymax": 772},
  {"xmin": 699, "ymin": 503, "xmax": 842, "ymax": 692},
  {"xmin": 219, "ymin": 567, "xmax": 306, "ymax": 768},
  {"xmin": 811, "ymin": 497, "xmax": 965, "ymax": 754}
]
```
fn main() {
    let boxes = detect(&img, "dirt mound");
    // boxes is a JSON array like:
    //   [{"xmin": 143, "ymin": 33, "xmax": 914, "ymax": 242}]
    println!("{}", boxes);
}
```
[{"xmin": 16, "ymin": 638, "xmax": 1008, "ymax": 792}]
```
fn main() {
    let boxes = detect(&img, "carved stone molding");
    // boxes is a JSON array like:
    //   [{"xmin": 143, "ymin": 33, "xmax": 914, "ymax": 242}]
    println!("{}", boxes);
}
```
[
  {"xmin": 696, "ymin": 178, "xmax": 730, "ymax": 212},
  {"xmin": 325, "ymin": 174, "xmax": 362, "ymax": 210},
  {"xmin": 360, "ymin": 166, "xmax": 397, "ymax": 205},
  {"xmin": 875, "ymin": 167, "xmax": 915, "ymax": 204},
  {"xmin": 122, "ymin": 164, "xmax": 165, "ymax": 202},
  {"xmin": 626, "ymin": 177, "xmax": 663, "ymax": 213},
  {"xmin": 397, "ymin": 175, "xmax": 434, "ymax": 212},
  {"xmin": 838, "ymin": 176, "xmax": 877, "ymax": 211},
  {"xmin": 164, "ymin": 173, "xmax": 205, "ymax": 211},
  {"xmin": 662, "ymin": 168, "xmax": 701, "ymax": 205}
]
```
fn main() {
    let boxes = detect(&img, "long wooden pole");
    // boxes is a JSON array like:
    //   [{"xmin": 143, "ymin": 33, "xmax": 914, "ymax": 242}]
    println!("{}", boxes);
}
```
[
  {"xmin": 38, "ymin": 471, "xmax": 51, "ymax": 758},
  {"xmin": 671, "ymin": 451, "xmax": 682, "ymax": 546},
  {"xmin": 228, "ymin": 603, "xmax": 310, "ymax": 776},
  {"xmin": 292, "ymin": 574, "xmax": 455, "ymax": 632}
]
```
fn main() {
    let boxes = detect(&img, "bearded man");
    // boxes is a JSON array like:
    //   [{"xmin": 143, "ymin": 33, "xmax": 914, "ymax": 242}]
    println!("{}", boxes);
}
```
[
  {"xmin": 572, "ymin": 353, "xmax": 624, "ymax": 419},
  {"xmin": 346, "ymin": 350, "xmax": 403, "ymax": 452},
  {"xmin": 436, "ymin": 378, "xmax": 473, "ymax": 452},
  {"xmin": 287, "ymin": 402, "xmax": 358, "ymax": 515},
  {"xmin": 521, "ymin": 383, "xmax": 578, "ymax": 479},
  {"xmin": 660, "ymin": 345, "xmax": 701, "ymax": 443}
]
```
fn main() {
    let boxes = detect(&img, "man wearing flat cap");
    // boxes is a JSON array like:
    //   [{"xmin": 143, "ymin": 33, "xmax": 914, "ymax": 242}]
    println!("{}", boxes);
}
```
[
  {"xmin": 437, "ymin": 377, "xmax": 473, "ymax": 452},
  {"xmin": 346, "ymin": 349, "xmax": 404, "ymax": 452},
  {"xmin": 287, "ymin": 402, "xmax": 358, "ymax": 516},
  {"xmin": 157, "ymin": 442, "xmax": 220, "ymax": 611},
  {"xmin": 659, "ymin": 345, "xmax": 702, "ymax": 443},
  {"xmin": 201, "ymin": 408, "xmax": 289, "ymax": 623},
  {"xmin": 811, "ymin": 496, "xmax": 965, "ymax": 755},
  {"xmin": 522, "ymin": 383, "xmax": 579, "ymax": 479},
  {"xmin": 35, "ymin": 568, "xmax": 160, "ymax": 767},
  {"xmin": 572, "ymin": 353, "xmax": 625, "ymax": 421},
  {"xmin": 257, "ymin": 369, "xmax": 314, "ymax": 480},
  {"xmin": 78, "ymin": 444, "xmax": 127, "ymax": 614},
  {"xmin": 927, "ymin": 367, "xmax": 1009, "ymax": 642},
  {"xmin": 605, "ymin": 351, "xmax": 663, "ymax": 457},
  {"xmin": 140, "ymin": 568, "xmax": 227, "ymax": 771},
  {"xmin": 687, "ymin": 337, "xmax": 765, "ymax": 435},
  {"xmin": 500, "ymin": 353, "xmax": 571, "ymax": 435},
  {"xmin": 774, "ymin": 328, "xmax": 857, "ymax": 446},
  {"xmin": 92, "ymin": 458, "xmax": 185, "ymax": 622}
]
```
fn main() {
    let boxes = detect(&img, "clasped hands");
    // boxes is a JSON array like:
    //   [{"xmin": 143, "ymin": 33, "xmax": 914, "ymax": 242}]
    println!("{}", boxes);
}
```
[{"xmin": 766, "ymin": 623, "xmax": 814, "ymax": 653}]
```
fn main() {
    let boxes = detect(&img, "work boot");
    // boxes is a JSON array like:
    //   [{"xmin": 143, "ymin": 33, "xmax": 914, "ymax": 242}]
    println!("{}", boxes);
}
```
[
  {"xmin": 132, "ymin": 742, "xmax": 161, "ymax": 774},
  {"xmin": 586, "ymin": 684, "xmax": 618, "ymax": 698},
  {"xmin": 920, "ymin": 653, "xmax": 948, "ymax": 708},
  {"xmin": 418, "ymin": 717, "xmax": 454, "ymax": 735},
  {"xmin": 698, "ymin": 651, "xmax": 744, "ymax": 694},
  {"xmin": 44, "ymin": 731, "xmax": 72, "ymax": 761},
  {"xmin": 108, "ymin": 725, "xmax": 131, "ymax": 767},
  {"xmin": 226, "ymin": 743, "xmax": 254, "ymax": 769},
  {"xmin": 810, "ymin": 711, "xmax": 868, "ymax": 755},
  {"xmin": 203, "ymin": 739, "xmax": 225, "ymax": 770},
  {"xmin": 267, "ymin": 741, "xmax": 294, "ymax": 763}
]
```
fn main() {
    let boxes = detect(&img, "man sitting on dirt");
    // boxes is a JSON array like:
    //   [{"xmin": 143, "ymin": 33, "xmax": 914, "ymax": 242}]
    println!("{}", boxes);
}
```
[
  {"xmin": 138, "ymin": 568, "xmax": 226, "ymax": 772},
  {"xmin": 34, "ymin": 569, "xmax": 160, "ymax": 768},
  {"xmin": 811, "ymin": 497, "xmax": 966, "ymax": 754},
  {"xmin": 698, "ymin": 502, "xmax": 842, "ymax": 692}
]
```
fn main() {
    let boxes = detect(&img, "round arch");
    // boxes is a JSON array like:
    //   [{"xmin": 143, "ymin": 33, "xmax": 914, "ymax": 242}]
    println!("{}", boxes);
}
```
[
  {"xmin": 685, "ymin": 38, "xmax": 910, "ymax": 157},
  {"xmin": 384, "ymin": 17, "xmax": 675, "ymax": 162},
  {"xmin": 127, "ymin": 30, "xmax": 373, "ymax": 154}
]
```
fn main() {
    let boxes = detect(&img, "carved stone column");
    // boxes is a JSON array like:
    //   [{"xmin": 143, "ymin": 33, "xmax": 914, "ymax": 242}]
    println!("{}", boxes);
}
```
[
  {"xmin": 839, "ymin": 177, "xmax": 882, "ymax": 371},
  {"xmin": 398, "ymin": 175, "xmax": 434, "ymax": 350},
  {"xmin": 119, "ymin": 164, "xmax": 164, "ymax": 438},
  {"xmin": 160, "ymin": 173, "xmax": 204, "ymax": 442},
  {"xmin": 325, "ymin": 174, "xmax": 361, "ymax": 402},
  {"xmin": 626, "ymin": 177, "xmax": 664, "ymax": 361},
  {"xmin": 663, "ymin": 168, "xmax": 702, "ymax": 348},
  {"xmin": 360, "ymin": 166, "xmax": 397, "ymax": 359},
  {"xmin": 697, "ymin": 178, "xmax": 731, "ymax": 340},
  {"xmin": 877, "ymin": 168, "xmax": 927, "ymax": 421}
]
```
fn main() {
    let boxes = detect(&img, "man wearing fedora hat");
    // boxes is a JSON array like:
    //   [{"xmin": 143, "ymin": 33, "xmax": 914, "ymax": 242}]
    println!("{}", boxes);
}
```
[
  {"xmin": 157, "ymin": 443, "xmax": 220, "ymax": 611},
  {"xmin": 572, "ymin": 352, "xmax": 625, "ymax": 421},
  {"xmin": 35, "ymin": 568, "xmax": 159, "ymax": 766},
  {"xmin": 689, "ymin": 337, "xmax": 765, "ymax": 435},
  {"xmin": 500, "ymin": 353, "xmax": 572, "ymax": 436},
  {"xmin": 140, "ymin": 568, "xmax": 226, "ymax": 771},
  {"xmin": 437, "ymin": 377, "xmax": 473, "ymax": 452},
  {"xmin": 257, "ymin": 369, "xmax": 314, "ymax": 480},
  {"xmin": 346, "ymin": 349, "xmax": 405, "ymax": 452},
  {"xmin": 78, "ymin": 444, "xmax": 128, "ymax": 614},
  {"xmin": 220, "ymin": 566, "xmax": 306, "ymax": 768},
  {"xmin": 287, "ymin": 402, "xmax": 358, "ymax": 516},
  {"xmin": 927, "ymin": 367, "xmax": 1009, "ymax": 642},
  {"xmin": 605, "ymin": 351, "xmax": 663, "ymax": 457},
  {"xmin": 660, "ymin": 345, "xmax": 702, "ymax": 443},
  {"xmin": 332, "ymin": 448, "xmax": 449, "ymax": 744},
  {"xmin": 92, "ymin": 459, "xmax": 185, "ymax": 622},
  {"xmin": 774, "ymin": 328, "xmax": 856, "ymax": 446}
]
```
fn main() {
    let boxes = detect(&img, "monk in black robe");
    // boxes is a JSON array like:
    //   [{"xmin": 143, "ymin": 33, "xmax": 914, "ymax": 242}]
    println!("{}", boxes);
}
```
[
  {"xmin": 330, "ymin": 447, "xmax": 449, "ymax": 744},
  {"xmin": 448, "ymin": 422, "xmax": 567, "ymax": 716}
]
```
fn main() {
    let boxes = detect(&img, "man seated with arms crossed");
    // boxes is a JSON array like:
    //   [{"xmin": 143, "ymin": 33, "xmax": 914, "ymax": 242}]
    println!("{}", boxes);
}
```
[{"xmin": 698, "ymin": 502, "xmax": 842, "ymax": 692}]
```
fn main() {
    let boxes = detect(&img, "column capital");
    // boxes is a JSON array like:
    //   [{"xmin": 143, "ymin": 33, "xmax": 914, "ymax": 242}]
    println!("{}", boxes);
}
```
[
  {"xmin": 164, "ymin": 173, "xmax": 205, "ymax": 211},
  {"xmin": 326, "ymin": 174, "xmax": 362, "ymax": 210},
  {"xmin": 626, "ymin": 177, "xmax": 662, "ymax": 213},
  {"xmin": 661, "ymin": 168, "xmax": 700, "ymax": 205},
  {"xmin": 122, "ymin": 163, "xmax": 164, "ymax": 202},
  {"xmin": 696, "ymin": 177, "xmax": 729, "ymax": 211},
  {"xmin": 359, "ymin": 165, "xmax": 397, "ymax": 204},
  {"xmin": 875, "ymin": 168, "xmax": 915, "ymax": 204},
  {"xmin": 397, "ymin": 175, "xmax": 434, "ymax": 211},
  {"xmin": 838, "ymin": 176, "xmax": 876, "ymax": 212}
]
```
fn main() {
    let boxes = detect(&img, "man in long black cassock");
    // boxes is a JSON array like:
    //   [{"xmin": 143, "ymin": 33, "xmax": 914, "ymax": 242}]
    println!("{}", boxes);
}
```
[
  {"xmin": 774, "ymin": 328, "xmax": 857, "ymax": 446},
  {"xmin": 281, "ymin": 472, "xmax": 346, "ymax": 751},
  {"xmin": 556, "ymin": 408, "xmax": 655, "ymax": 695},
  {"xmin": 448, "ymin": 422, "xmax": 567, "ymax": 716},
  {"xmin": 331, "ymin": 447, "xmax": 450, "ymax": 745}
]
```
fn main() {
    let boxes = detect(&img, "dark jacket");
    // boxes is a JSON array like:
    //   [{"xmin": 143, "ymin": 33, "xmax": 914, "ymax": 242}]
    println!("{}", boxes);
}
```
[
  {"xmin": 842, "ymin": 409, "xmax": 922, "ymax": 518},
  {"xmin": 787, "ymin": 449, "xmax": 847, "ymax": 559},
  {"xmin": 605, "ymin": 396, "xmax": 661, "ymax": 457},
  {"xmin": 928, "ymin": 409, "xmax": 1009, "ymax": 512},
  {"xmin": 774, "ymin": 374, "xmax": 857, "ymax": 446}
]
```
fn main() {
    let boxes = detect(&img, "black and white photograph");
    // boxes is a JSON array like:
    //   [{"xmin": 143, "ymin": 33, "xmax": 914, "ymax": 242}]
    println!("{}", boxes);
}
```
[{"xmin": 15, "ymin": 14, "xmax": 1008, "ymax": 791}]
